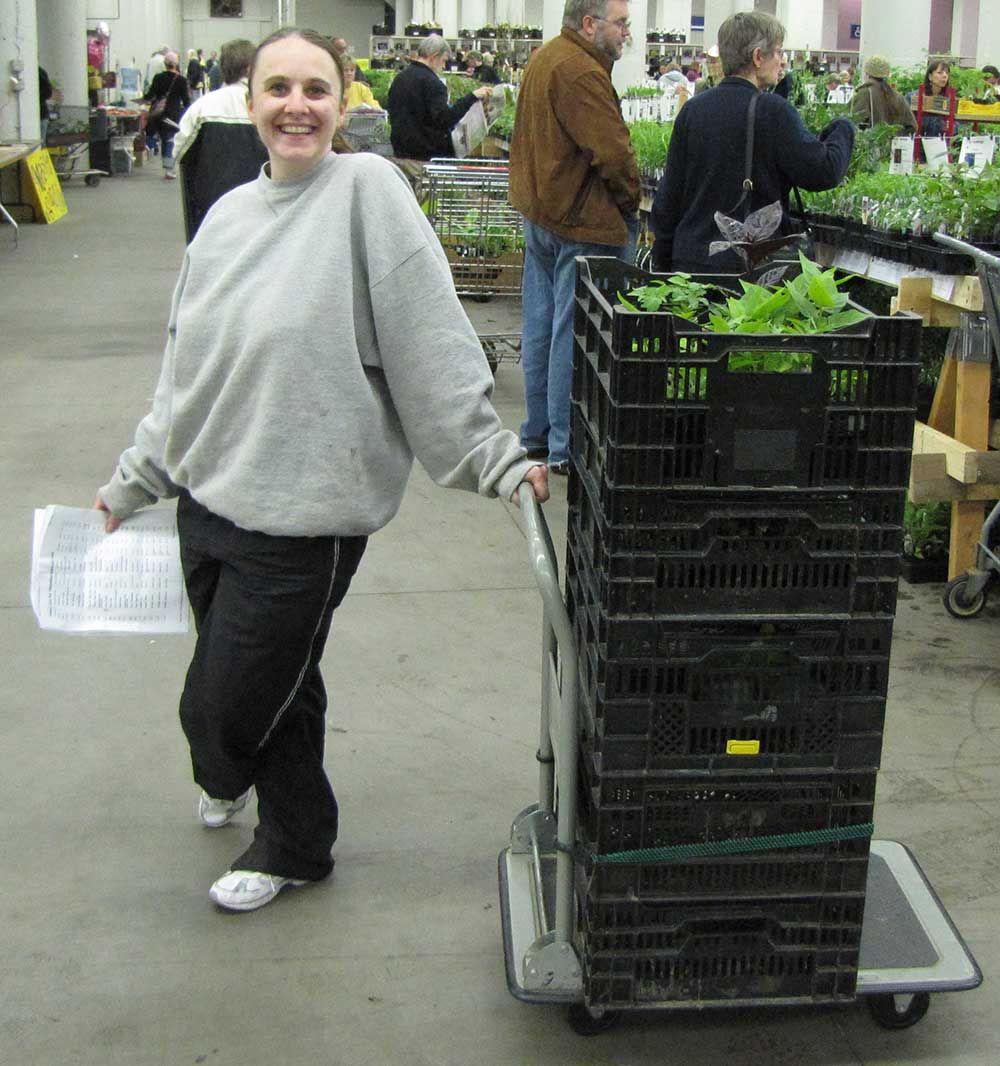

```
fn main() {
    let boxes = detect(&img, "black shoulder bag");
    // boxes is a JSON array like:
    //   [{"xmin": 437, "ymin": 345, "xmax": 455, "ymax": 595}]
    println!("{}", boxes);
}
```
[{"xmin": 730, "ymin": 91, "xmax": 815, "ymax": 271}]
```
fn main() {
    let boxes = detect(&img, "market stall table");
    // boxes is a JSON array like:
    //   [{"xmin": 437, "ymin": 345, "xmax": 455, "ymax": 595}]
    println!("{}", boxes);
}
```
[{"xmin": 0, "ymin": 143, "xmax": 37, "ymax": 247}]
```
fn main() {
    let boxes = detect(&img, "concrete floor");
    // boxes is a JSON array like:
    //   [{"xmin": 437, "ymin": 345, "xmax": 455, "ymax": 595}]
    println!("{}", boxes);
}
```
[{"xmin": 2, "ymin": 162, "xmax": 999, "ymax": 1066}]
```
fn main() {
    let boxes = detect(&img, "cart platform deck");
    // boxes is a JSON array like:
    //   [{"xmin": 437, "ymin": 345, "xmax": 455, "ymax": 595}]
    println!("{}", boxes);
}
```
[{"xmin": 500, "ymin": 837, "xmax": 981, "ymax": 1008}]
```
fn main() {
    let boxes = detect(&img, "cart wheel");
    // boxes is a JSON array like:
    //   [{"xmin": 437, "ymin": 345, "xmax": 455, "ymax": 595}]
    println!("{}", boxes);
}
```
[
  {"xmin": 866, "ymin": 992, "xmax": 931, "ymax": 1030},
  {"xmin": 85, "ymin": 174, "xmax": 100, "ymax": 187},
  {"xmin": 567, "ymin": 1003, "xmax": 621, "ymax": 1036},
  {"xmin": 942, "ymin": 575, "xmax": 988, "ymax": 619},
  {"xmin": 470, "ymin": 294, "xmax": 492, "ymax": 304}
]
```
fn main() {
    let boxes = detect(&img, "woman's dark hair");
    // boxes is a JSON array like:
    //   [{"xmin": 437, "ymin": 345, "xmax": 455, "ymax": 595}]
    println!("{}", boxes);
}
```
[
  {"xmin": 923, "ymin": 59, "xmax": 950, "ymax": 94},
  {"xmin": 247, "ymin": 28, "xmax": 346, "ymax": 100}
]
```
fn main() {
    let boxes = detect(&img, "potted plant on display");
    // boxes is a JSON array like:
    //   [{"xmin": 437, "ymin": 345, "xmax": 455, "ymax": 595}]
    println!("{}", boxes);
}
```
[
  {"xmin": 476, "ymin": 25, "xmax": 497, "ymax": 39},
  {"xmin": 901, "ymin": 502, "xmax": 951, "ymax": 583}
]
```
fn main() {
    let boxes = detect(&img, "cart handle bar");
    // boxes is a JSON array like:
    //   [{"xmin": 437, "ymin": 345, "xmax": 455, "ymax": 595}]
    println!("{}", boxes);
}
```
[
  {"xmin": 933, "ymin": 231, "xmax": 1000, "ymax": 272},
  {"xmin": 518, "ymin": 489, "xmax": 576, "ymax": 664}
]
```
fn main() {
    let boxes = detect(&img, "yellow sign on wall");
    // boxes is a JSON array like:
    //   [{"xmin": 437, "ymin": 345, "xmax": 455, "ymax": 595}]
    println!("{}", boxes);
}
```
[{"xmin": 21, "ymin": 148, "xmax": 68, "ymax": 224}]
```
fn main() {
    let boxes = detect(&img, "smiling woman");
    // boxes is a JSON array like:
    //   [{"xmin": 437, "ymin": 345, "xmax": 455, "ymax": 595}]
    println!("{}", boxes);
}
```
[
  {"xmin": 246, "ymin": 29, "xmax": 346, "ymax": 180},
  {"xmin": 94, "ymin": 30, "xmax": 548, "ymax": 915}
]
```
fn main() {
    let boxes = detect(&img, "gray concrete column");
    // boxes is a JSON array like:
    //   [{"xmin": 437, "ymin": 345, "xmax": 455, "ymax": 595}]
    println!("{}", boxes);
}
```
[
  {"xmin": 950, "ymin": 0, "xmax": 978, "ymax": 63},
  {"xmin": 776, "ymin": 0, "xmax": 822, "ymax": 50},
  {"xmin": 461, "ymin": 0, "xmax": 488, "ymax": 32},
  {"xmin": 859, "ymin": 0, "xmax": 932, "ymax": 70},
  {"xmin": 821, "ymin": 0, "xmax": 838, "ymax": 51},
  {"xmin": 394, "ymin": 0, "xmax": 413, "ymax": 32},
  {"xmin": 654, "ymin": 0, "xmax": 691, "ymax": 35},
  {"xmin": 542, "ymin": 0, "xmax": 562, "ymax": 44},
  {"xmin": 0, "ymin": 0, "xmax": 39, "ymax": 142},
  {"xmin": 37, "ymin": 0, "xmax": 87, "ymax": 110},
  {"xmin": 495, "ymin": 0, "xmax": 526, "ymax": 24},
  {"xmin": 702, "ymin": 0, "xmax": 753, "ymax": 54},
  {"xmin": 613, "ymin": 0, "xmax": 648, "ymax": 91},
  {"xmin": 438, "ymin": 0, "xmax": 458, "ymax": 36},
  {"xmin": 975, "ymin": 1, "xmax": 998, "ymax": 66}
]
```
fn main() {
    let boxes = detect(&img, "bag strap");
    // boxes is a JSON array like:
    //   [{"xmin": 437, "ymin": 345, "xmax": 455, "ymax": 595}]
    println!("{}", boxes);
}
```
[{"xmin": 730, "ymin": 91, "xmax": 759, "ymax": 217}]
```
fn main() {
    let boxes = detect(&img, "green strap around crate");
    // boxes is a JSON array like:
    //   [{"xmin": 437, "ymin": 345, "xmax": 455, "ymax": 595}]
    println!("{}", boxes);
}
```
[{"xmin": 590, "ymin": 822, "xmax": 875, "ymax": 865}]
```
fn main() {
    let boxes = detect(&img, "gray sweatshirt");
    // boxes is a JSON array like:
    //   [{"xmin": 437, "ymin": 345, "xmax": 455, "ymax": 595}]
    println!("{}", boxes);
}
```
[{"xmin": 100, "ymin": 151, "xmax": 533, "ymax": 536}]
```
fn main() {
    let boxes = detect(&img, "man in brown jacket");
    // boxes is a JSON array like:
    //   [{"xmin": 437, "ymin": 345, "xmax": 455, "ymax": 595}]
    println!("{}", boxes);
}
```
[{"xmin": 509, "ymin": 0, "xmax": 640, "ymax": 474}]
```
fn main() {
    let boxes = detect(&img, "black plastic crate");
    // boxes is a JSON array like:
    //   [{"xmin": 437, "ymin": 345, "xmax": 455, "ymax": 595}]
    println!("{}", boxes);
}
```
[
  {"xmin": 576, "ymin": 763, "xmax": 878, "ymax": 856},
  {"xmin": 566, "ymin": 458, "xmax": 903, "ymax": 617},
  {"xmin": 565, "ymin": 587, "xmax": 890, "ymax": 773},
  {"xmin": 579, "ymin": 836, "xmax": 871, "ymax": 902},
  {"xmin": 581, "ymin": 895, "xmax": 864, "ymax": 1007},
  {"xmin": 571, "ymin": 257, "xmax": 920, "ymax": 494}
]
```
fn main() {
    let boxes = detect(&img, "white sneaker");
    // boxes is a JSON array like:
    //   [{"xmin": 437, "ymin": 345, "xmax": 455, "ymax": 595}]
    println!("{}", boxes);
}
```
[
  {"xmin": 198, "ymin": 787, "xmax": 253, "ymax": 828},
  {"xmin": 209, "ymin": 870, "xmax": 307, "ymax": 912}
]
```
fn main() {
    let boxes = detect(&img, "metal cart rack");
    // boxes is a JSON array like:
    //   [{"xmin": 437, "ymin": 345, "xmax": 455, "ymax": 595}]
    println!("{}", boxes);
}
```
[
  {"xmin": 500, "ymin": 491, "xmax": 982, "ymax": 1034},
  {"xmin": 424, "ymin": 158, "xmax": 525, "ymax": 372},
  {"xmin": 339, "ymin": 110, "xmax": 393, "ymax": 156},
  {"xmin": 47, "ymin": 133, "xmax": 105, "ymax": 187},
  {"xmin": 932, "ymin": 233, "xmax": 1000, "ymax": 618}
]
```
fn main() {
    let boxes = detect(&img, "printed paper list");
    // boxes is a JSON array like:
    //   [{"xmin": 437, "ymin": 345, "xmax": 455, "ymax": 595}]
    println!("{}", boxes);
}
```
[{"xmin": 31, "ymin": 506, "xmax": 190, "ymax": 634}]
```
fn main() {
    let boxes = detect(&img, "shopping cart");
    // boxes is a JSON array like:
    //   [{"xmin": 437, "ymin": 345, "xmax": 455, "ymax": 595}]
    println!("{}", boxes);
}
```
[
  {"xmin": 502, "ymin": 490, "xmax": 982, "ymax": 1034},
  {"xmin": 425, "ymin": 158, "xmax": 524, "ymax": 371},
  {"xmin": 46, "ymin": 132, "xmax": 105, "ymax": 187},
  {"xmin": 933, "ymin": 232, "xmax": 1000, "ymax": 618},
  {"xmin": 339, "ymin": 109, "xmax": 393, "ymax": 155}
]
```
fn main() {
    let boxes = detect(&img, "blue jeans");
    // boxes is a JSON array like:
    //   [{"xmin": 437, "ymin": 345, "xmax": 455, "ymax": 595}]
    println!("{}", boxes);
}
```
[{"xmin": 520, "ymin": 217, "xmax": 637, "ymax": 464}]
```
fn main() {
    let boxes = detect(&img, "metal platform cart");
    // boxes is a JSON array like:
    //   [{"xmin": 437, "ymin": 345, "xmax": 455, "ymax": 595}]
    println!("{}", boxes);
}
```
[
  {"xmin": 932, "ymin": 233, "xmax": 1000, "ymax": 618},
  {"xmin": 498, "ymin": 255, "xmax": 982, "ymax": 1034},
  {"xmin": 46, "ymin": 131, "xmax": 106, "ymax": 187},
  {"xmin": 425, "ymin": 158, "xmax": 524, "ymax": 371},
  {"xmin": 502, "ymin": 491, "xmax": 982, "ymax": 1034}
]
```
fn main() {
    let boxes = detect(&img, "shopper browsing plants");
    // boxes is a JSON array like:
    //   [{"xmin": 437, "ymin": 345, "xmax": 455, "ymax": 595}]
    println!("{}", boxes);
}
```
[
  {"xmin": 650, "ymin": 11, "xmax": 854, "ymax": 274},
  {"xmin": 93, "ymin": 28, "xmax": 547, "ymax": 915},
  {"xmin": 915, "ymin": 59, "xmax": 958, "ymax": 141}
]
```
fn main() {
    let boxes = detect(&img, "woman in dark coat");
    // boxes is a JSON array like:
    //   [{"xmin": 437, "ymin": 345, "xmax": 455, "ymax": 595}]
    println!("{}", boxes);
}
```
[{"xmin": 143, "ymin": 51, "xmax": 191, "ymax": 179}]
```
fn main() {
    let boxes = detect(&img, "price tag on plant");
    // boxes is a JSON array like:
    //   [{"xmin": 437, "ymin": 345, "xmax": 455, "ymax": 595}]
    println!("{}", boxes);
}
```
[
  {"xmin": 889, "ymin": 137, "xmax": 914, "ymax": 175},
  {"xmin": 958, "ymin": 135, "xmax": 995, "ymax": 175}
]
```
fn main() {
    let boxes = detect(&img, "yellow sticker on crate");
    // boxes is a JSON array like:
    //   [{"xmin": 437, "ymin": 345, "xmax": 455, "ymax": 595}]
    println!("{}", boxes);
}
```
[{"xmin": 726, "ymin": 740, "xmax": 761, "ymax": 756}]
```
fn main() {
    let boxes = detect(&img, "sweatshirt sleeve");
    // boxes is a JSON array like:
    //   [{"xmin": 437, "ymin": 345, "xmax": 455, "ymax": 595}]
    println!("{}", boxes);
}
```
[
  {"xmin": 98, "ymin": 260, "xmax": 189, "ymax": 519},
  {"xmin": 363, "ymin": 169, "xmax": 533, "ymax": 501},
  {"xmin": 772, "ymin": 101, "xmax": 854, "ymax": 192}
]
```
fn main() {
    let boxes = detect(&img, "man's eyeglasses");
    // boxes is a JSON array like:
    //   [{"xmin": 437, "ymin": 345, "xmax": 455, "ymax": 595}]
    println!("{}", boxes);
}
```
[{"xmin": 592, "ymin": 16, "xmax": 631, "ymax": 32}]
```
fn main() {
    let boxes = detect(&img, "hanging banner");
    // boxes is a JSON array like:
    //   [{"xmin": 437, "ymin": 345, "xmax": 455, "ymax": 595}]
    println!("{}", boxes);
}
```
[{"xmin": 20, "ymin": 148, "xmax": 68, "ymax": 223}]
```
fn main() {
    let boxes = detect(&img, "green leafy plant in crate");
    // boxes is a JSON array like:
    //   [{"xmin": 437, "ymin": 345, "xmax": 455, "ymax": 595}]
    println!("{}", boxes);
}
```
[{"xmin": 903, "ymin": 501, "xmax": 951, "ymax": 562}]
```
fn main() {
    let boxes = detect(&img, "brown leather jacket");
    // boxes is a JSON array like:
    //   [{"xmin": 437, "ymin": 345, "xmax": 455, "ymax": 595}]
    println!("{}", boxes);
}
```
[{"xmin": 509, "ymin": 29, "xmax": 639, "ymax": 246}]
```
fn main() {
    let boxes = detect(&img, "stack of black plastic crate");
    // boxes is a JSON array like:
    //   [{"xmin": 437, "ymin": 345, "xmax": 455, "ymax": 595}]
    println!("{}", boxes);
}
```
[{"xmin": 565, "ymin": 257, "xmax": 922, "ymax": 1013}]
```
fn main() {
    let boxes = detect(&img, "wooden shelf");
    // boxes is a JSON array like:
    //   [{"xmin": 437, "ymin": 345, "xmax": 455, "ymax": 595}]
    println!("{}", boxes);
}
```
[{"xmin": 815, "ymin": 242, "xmax": 984, "ymax": 327}]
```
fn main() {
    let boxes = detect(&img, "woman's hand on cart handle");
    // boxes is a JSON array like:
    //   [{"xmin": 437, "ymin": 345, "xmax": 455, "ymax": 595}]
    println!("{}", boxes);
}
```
[
  {"xmin": 94, "ymin": 494, "xmax": 123, "ymax": 534},
  {"xmin": 512, "ymin": 465, "xmax": 550, "ymax": 506}
]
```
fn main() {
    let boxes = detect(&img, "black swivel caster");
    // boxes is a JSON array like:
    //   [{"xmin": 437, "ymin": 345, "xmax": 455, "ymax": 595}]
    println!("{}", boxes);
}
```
[{"xmin": 866, "ymin": 992, "xmax": 931, "ymax": 1030}]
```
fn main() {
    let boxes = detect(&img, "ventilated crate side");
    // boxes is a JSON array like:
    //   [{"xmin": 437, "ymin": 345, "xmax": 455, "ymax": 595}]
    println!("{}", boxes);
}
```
[
  {"xmin": 576, "ymin": 762, "xmax": 878, "ymax": 856},
  {"xmin": 581, "ymin": 895, "xmax": 864, "ymax": 1007},
  {"xmin": 579, "ymin": 838, "xmax": 872, "ymax": 902},
  {"xmin": 566, "ymin": 463, "xmax": 903, "ymax": 618},
  {"xmin": 571, "ymin": 257, "xmax": 921, "ymax": 495}
]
